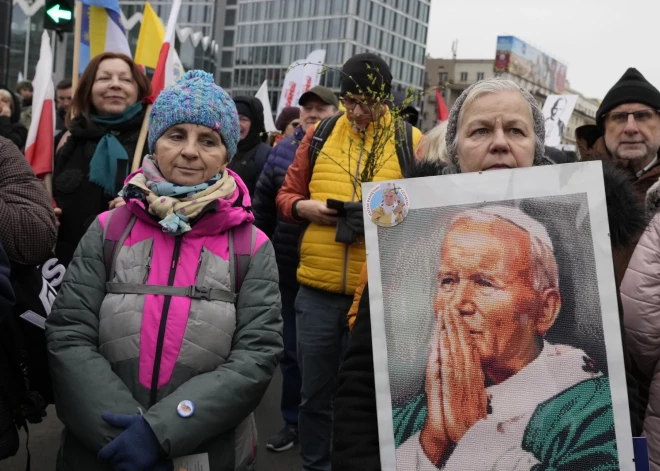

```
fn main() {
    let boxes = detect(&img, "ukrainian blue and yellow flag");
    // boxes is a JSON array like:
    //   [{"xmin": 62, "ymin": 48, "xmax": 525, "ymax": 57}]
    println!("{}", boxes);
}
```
[{"xmin": 79, "ymin": 0, "xmax": 132, "ymax": 75}]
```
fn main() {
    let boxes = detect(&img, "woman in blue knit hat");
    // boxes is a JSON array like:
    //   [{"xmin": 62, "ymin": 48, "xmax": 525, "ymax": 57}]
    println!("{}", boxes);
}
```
[{"xmin": 46, "ymin": 70, "xmax": 283, "ymax": 471}]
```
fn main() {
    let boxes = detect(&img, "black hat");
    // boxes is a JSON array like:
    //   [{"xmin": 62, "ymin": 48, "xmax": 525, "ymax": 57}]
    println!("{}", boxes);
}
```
[
  {"xmin": 596, "ymin": 68, "xmax": 660, "ymax": 129},
  {"xmin": 340, "ymin": 53, "xmax": 392, "ymax": 98},
  {"xmin": 299, "ymin": 86, "xmax": 339, "ymax": 108}
]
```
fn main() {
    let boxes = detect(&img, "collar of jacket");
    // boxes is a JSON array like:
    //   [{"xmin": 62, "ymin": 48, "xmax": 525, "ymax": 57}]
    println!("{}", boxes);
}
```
[
  {"xmin": 123, "ymin": 167, "xmax": 255, "ymax": 237},
  {"xmin": 343, "ymin": 108, "xmax": 394, "ymax": 139},
  {"xmin": 293, "ymin": 124, "xmax": 306, "ymax": 141}
]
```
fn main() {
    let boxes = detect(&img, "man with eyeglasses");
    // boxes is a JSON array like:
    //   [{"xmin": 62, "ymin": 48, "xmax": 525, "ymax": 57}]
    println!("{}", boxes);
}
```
[
  {"xmin": 596, "ymin": 68, "xmax": 660, "ymax": 199},
  {"xmin": 277, "ymin": 53, "xmax": 422, "ymax": 470}
]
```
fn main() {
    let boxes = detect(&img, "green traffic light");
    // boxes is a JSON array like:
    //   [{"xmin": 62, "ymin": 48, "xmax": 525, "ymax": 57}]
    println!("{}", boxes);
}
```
[{"xmin": 46, "ymin": 4, "xmax": 73, "ymax": 24}]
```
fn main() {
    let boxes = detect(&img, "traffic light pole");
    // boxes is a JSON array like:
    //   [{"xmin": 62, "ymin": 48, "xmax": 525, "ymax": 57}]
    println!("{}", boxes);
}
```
[{"xmin": 0, "ymin": 0, "xmax": 11, "ymax": 86}]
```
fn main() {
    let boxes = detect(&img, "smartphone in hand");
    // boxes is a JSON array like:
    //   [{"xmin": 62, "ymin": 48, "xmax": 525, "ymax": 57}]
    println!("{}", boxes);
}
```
[{"xmin": 326, "ymin": 198, "xmax": 347, "ymax": 217}]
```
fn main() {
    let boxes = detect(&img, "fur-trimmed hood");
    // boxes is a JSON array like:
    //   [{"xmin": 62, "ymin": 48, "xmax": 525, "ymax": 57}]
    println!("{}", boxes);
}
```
[{"xmin": 646, "ymin": 178, "xmax": 660, "ymax": 216}]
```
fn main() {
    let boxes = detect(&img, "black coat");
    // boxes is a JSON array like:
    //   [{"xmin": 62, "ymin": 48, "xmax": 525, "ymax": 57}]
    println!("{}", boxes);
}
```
[
  {"xmin": 229, "ymin": 96, "xmax": 271, "ymax": 197},
  {"xmin": 332, "ymin": 284, "xmax": 381, "ymax": 471},
  {"xmin": 252, "ymin": 126, "xmax": 305, "ymax": 290},
  {"xmin": 0, "ymin": 242, "xmax": 14, "ymax": 325},
  {"xmin": 53, "ymin": 109, "xmax": 148, "ymax": 267}
]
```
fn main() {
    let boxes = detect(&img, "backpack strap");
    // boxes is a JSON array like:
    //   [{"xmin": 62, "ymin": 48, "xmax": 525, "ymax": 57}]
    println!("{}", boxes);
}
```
[
  {"xmin": 394, "ymin": 120, "xmax": 415, "ymax": 177},
  {"xmin": 102, "ymin": 205, "xmax": 137, "ymax": 281},
  {"xmin": 105, "ymin": 283, "xmax": 237, "ymax": 303},
  {"xmin": 229, "ymin": 223, "xmax": 256, "ymax": 295},
  {"xmin": 308, "ymin": 114, "xmax": 343, "ymax": 188}
]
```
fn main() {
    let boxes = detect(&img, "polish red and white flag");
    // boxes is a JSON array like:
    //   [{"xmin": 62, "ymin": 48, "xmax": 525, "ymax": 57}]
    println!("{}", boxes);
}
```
[{"xmin": 25, "ymin": 31, "xmax": 55, "ymax": 177}]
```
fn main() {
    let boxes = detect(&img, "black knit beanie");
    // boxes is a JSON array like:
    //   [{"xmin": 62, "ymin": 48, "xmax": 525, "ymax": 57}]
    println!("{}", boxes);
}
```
[
  {"xmin": 596, "ymin": 68, "xmax": 660, "ymax": 129},
  {"xmin": 340, "ymin": 53, "xmax": 392, "ymax": 98}
]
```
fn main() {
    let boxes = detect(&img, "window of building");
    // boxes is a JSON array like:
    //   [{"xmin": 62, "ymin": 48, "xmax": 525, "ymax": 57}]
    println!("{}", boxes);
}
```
[
  {"xmin": 330, "ymin": 18, "xmax": 342, "ymax": 39},
  {"xmin": 227, "ymin": 0, "xmax": 236, "ymax": 5},
  {"xmin": 223, "ymin": 30, "xmax": 234, "ymax": 47},
  {"xmin": 221, "ymin": 51, "xmax": 233, "ymax": 68},
  {"xmin": 224, "ymin": 9, "xmax": 236, "ymax": 26},
  {"xmin": 439, "ymin": 72, "xmax": 448, "ymax": 84},
  {"xmin": 477, "ymin": 72, "xmax": 484, "ymax": 81},
  {"xmin": 460, "ymin": 72, "xmax": 468, "ymax": 82},
  {"xmin": 220, "ymin": 72, "xmax": 232, "ymax": 88},
  {"xmin": 284, "ymin": 21, "xmax": 293, "ymax": 42},
  {"xmin": 285, "ymin": 1, "xmax": 295, "ymax": 18},
  {"xmin": 292, "ymin": 21, "xmax": 299, "ymax": 41},
  {"xmin": 301, "ymin": 0, "xmax": 311, "ymax": 17}
]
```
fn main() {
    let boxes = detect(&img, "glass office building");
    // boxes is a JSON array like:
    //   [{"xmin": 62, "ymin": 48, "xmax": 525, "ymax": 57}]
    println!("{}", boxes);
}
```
[
  {"xmin": 231, "ymin": 0, "xmax": 431, "ymax": 111},
  {"xmin": 7, "ymin": 0, "xmax": 220, "ymax": 89}
]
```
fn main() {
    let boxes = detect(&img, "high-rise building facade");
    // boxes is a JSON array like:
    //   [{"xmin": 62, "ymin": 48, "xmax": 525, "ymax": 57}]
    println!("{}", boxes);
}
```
[{"xmin": 230, "ymin": 0, "xmax": 431, "ymax": 111}]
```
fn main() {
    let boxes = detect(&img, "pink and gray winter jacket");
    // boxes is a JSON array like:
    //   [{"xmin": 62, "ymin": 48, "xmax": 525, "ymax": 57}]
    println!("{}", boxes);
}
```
[
  {"xmin": 46, "ymin": 169, "xmax": 283, "ymax": 471},
  {"xmin": 622, "ymin": 213, "xmax": 660, "ymax": 471}
]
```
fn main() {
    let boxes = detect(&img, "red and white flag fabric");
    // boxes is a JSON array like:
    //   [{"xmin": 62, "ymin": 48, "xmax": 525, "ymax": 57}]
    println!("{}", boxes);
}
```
[
  {"xmin": 276, "ymin": 60, "xmax": 305, "ymax": 117},
  {"xmin": 25, "ymin": 31, "xmax": 55, "ymax": 177},
  {"xmin": 149, "ymin": 0, "xmax": 182, "ymax": 100},
  {"xmin": 436, "ymin": 87, "xmax": 449, "ymax": 122}
]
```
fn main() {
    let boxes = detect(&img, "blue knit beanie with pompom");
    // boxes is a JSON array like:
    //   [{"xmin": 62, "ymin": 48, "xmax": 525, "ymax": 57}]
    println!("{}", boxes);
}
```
[{"xmin": 148, "ymin": 70, "xmax": 240, "ymax": 160}]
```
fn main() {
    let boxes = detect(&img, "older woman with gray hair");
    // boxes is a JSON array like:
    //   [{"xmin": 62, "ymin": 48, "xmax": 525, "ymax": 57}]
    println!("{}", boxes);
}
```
[{"xmin": 332, "ymin": 77, "xmax": 559, "ymax": 470}]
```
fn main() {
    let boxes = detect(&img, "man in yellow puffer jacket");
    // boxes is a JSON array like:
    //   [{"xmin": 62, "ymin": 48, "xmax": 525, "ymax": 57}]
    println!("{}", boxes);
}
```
[{"xmin": 276, "ymin": 53, "xmax": 422, "ymax": 471}]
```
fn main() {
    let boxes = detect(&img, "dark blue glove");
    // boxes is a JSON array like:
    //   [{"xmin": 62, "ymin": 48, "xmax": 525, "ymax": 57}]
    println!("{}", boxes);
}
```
[{"xmin": 98, "ymin": 413, "xmax": 171, "ymax": 471}]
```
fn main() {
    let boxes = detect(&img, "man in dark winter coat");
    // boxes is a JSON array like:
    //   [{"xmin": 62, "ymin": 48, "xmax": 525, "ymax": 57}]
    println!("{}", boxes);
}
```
[
  {"xmin": 331, "ymin": 160, "xmax": 647, "ymax": 470},
  {"xmin": 0, "ymin": 88, "xmax": 27, "ymax": 150},
  {"xmin": 252, "ymin": 85, "xmax": 338, "ymax": 453},
  {"xmin": 228, "ymin": 96, "xmax": 273, "ymax": 197},
  {"xmin": 585, "ymin": 68, "xmax": 660, "ymax": 203}
]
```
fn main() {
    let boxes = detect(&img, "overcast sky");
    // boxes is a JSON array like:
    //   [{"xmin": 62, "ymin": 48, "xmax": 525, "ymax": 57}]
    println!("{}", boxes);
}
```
[{"xmin": 426, "ymin": 0, "xmax": 660, "ymax": 100}]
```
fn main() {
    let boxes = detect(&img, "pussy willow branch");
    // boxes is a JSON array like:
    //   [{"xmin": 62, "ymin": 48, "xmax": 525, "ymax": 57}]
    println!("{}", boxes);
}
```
[{"xmin": 285, "ymin": 62, "xmax": 443, "ymax": 199}]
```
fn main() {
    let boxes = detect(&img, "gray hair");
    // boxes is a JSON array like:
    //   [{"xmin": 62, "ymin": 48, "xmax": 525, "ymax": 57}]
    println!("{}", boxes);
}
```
[
  {"xmin": 444, "ymin": 78, "xmax": 547, "ymax": 173},
  {"xmin": 448, "ymin": 205, "xmax": 559, "ymax": 293}
]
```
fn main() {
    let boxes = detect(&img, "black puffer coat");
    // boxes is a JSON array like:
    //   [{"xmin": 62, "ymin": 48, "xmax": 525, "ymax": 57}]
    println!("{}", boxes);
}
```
[
  {"xmin": 53, "ymin": 109, "xmax": 148, "ymax": 267},
  {"xmin": 252, "ymin": 125, "xmax": 305, "ymax": 290}
]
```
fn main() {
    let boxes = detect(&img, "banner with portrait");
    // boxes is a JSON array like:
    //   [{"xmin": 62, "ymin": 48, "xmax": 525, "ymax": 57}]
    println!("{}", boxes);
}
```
[
  {"xmin": 363, "ymin": 162, "xmax": 634, "ymax": 470},
  {"xmin": 542, "ymin": 94, "xmax": 578, "ymax": 147}
]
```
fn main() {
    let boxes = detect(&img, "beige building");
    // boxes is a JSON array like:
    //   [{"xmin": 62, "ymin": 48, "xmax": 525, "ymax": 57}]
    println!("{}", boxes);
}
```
[{"xmin": 419, "ymin": 57, "xmax": 599, "ymax": 150}]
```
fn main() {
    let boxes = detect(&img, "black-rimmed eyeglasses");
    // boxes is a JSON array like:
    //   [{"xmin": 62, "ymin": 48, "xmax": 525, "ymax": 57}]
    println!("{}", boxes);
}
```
[{"xmin": 603, "ymin": 109, "xmax": 660, "ymax": 125}]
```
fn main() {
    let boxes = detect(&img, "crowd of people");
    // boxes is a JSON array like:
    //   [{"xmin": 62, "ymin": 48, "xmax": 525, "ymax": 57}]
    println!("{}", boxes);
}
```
[{"xmin": 0, "ymin": 47, "xmax": 660, "ymax": 471}]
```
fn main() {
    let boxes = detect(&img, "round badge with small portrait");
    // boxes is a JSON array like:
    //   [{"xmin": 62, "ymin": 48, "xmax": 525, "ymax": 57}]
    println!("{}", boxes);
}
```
[
  {"xmin": 177, "ymin": 400, "xmax": 195, "ymax": 418},
  {"xmin": 366, "ymin": 182, "xmax": 410, "ymax": 227}
]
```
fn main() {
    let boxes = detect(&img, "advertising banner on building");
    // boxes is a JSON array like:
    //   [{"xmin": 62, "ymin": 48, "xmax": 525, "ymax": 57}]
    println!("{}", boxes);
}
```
[
  {"xmin": 494, "ymin": 36, "xmax": 568, "ymax": 94},
  {"xmin": 363, "ymin": 162, "xmax": 635, "ymax": 470},
  {"xmin": 543, "ymin": 94, "xmax": 578, "ymax": 147}
]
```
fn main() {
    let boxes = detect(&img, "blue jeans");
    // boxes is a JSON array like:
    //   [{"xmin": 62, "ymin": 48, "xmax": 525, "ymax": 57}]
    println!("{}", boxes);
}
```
[
  {"xmin": 296, "ymin": 285, "xmax": 352, "ymax": 471},
  {"xmin": 280, "ymin": 285, "xmax": 301, "ymax": 427}
]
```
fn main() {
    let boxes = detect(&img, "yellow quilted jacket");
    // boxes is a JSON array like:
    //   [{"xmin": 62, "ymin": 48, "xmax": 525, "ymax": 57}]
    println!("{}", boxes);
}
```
[{"xmin": 298, "ymin": 113, "xmax": 422, "ymax": 294}]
